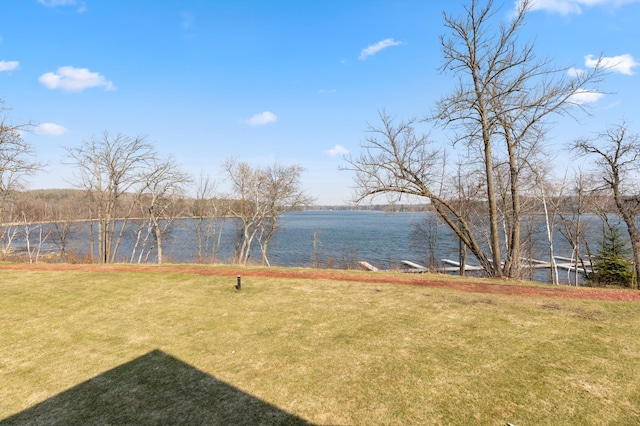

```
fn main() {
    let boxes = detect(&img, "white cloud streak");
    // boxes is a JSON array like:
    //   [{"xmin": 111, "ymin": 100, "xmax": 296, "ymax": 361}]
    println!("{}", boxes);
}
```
[
  {"xmin": 0, "ymin": 60, "xmax": 19, "ymax": 72},
  {"xmin": 522, "ymin": 0, "xmax": 640, "ymax": 15},
  {"xmin": 359, "ymin": 38, "xmax": 403, "ymax": 60},
  {"xmin": 38, "ymin": 0, "xmax": 76, "ymax": 7},
  {"xmin": 568, "ymin": 88, "xmax": 605, "ymax": 104},
  {"xmin": 568, "ymin": 53, "xmax": 638, "ymax": 80},
  {"xmin": 325, "ymin": 144, "xmax": 349, "ymax": 157},
  {"xmin": 38, "ymin": 0, "xmax": 87, "ymax": 13},
  {"xmin": 39, "ymin": 66, "xmax": 115, "ymax": 92},
  {"xmin": 567, "ymin": 67, "xmax": 585, "ymax": 78},
  {"xmin": 241, "ymin": 111, "xmax": 278, "ymax": 126},
  {"xmin": 566, "ymin": 53, "xmax": 637, "ymax": 105},
  {"xmin": 35, "ymin": 123, "xmax": 68, "ymax": 136},
  {"xmin": 585, "ymin": 53, "xmax": 639, "ymax": 75}
]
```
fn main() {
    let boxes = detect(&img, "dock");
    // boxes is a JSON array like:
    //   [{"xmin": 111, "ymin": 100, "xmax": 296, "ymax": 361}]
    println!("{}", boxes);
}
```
[
  {"xmin": 358, "ymin": 261, "xmax": 379, "ymax": 272},
  {"xmin": 442, "ymin": 257, "xmax": 592, "ymax": 274},
  {"xmin": 359, "ymin": 257, "xmax": 593, "ymax": 275},
  {"xmin": 440, "ymin": 259, "xmax": 484, "ymax": 272},
  {"xmin": 400, "ymin": 260, "xmax": 427, "ymax": 272}
]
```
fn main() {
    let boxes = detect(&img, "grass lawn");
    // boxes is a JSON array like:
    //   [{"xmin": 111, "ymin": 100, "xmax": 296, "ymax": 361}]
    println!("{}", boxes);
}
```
[{"xmin": 0, "ymin": 267, "xmax": 639, "ymax": 425}]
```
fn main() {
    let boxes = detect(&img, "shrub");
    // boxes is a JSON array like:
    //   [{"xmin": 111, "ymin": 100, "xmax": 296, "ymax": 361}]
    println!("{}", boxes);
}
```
[{"xmin": 590, "ymin": 223, "xmax": 635, "ymax": 288}]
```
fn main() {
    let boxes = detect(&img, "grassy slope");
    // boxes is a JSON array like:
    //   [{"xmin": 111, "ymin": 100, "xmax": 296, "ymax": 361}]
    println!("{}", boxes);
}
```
[{"xmin": 0, "ymin": 269, "xmax": 638, "ymax": 425}]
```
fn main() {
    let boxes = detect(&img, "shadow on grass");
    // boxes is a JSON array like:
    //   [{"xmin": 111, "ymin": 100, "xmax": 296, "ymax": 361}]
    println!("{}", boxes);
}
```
[{"xmin": 1, "ymin": 349, "xmax": 312, "ymax": 425}]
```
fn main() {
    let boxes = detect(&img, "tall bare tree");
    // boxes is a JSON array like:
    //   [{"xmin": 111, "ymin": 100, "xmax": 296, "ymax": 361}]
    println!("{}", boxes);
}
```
[
  {"xmin": 65, "ymin": 132, "xmax": 156, "ymax": 263},
  {"xmin": 0, "ymin": 101, "xmax": 41, "ymax": 255},
  {"xmin": 436, "ymin": 0, "xmax": 603, "ymax": 277},
  {"xmin": 347, "ymin": 0, "xmax": 602, "ymax": 278},
  {"xmin": 572, "ymin": 122, "xmax": 640, "ymax": 288}
]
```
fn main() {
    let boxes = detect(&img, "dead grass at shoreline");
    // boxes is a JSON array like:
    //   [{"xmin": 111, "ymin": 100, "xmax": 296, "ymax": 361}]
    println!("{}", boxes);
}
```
[{"xmin": 2, "ymin": 261, "xmax": 638, "ymax": 301}]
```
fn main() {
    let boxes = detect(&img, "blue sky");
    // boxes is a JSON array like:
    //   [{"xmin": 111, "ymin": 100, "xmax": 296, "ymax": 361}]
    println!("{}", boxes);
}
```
[{"xmin": 1, "ymin": 0, "xmax": 639, "ymax": 205}]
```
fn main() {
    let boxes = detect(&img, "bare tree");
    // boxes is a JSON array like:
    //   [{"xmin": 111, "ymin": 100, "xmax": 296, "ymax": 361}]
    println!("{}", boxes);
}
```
[
  {"xmin": 255, "ymin": 163, "xmax": 313, "ymax": 266},
  {"xmin": 450, "ymin": 156, "xmax": 486, "ymax": 275},
  {"xmin": 20, "ymin": 210, "xmax": 51, "ymax": 264},
  {"xmin": 556, "ymin": 170, "xmax": 598, "ymax": 284},
  {"xmin": 128, "ymin": 211, "xmax": 155, "ymax": 264},
  {"xmin": 224, "ymin": 159, "xmax": 264, "ymax": 264},
  {"xmin": 139, "ymin": 156, "xmax": 191, "ymax": 264},
  {"xmin": 224, "ymin": 159, "xmax": 311, "ymax": 265},
  {"xmin": 189, "ymin": 172, "xmax": 225, "ymax": 263},
  {"xmin": 436, "ymin": 0, "xmax": 604, "ymax": 277},
  {"xmin": 347, "ymin": 0, "xmax": 602, "ymax": 278},
  {"xmin": 410, "ymin": 213, "xmax": 441, "ymax": 272},
  {"xmin": 65, "ymin": 132, "xmax": 156, "ymax": 263},
  {"xmin": 0, "ymin": 101, "xmax": 41, "ymax": 255},
  {"xmin": 534, "ymin": 172, "xmax": 562, "ymax": 284},
  {"xmin": 346, "ymin": 112, "xmax": 497, "ymax": 274},
  {"xmin": 48, "ymin": 193, "xmax": 81, "ymax": 262},
  {"xmin": 572, "ymin": 122, "xmax": 640, "ymax": 288}
]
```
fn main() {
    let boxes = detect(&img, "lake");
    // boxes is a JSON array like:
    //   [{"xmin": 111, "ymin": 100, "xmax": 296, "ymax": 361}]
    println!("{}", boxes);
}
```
[{"xmin": 7, "ymin": 210, "xmax": 601, "ymax": 283}]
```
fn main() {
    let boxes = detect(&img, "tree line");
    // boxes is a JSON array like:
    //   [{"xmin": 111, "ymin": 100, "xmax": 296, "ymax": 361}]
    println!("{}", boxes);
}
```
[{"xmin": 0, "ymin": 116, "xmax": 311, "ymax": 266}]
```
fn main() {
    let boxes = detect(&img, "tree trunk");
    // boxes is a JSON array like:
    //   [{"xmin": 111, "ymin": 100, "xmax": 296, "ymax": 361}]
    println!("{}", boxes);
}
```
[
  {"xmin": 504, "ymin": 133, "xmax": 521, "ymax": 278},
  {"xmin": 483, "ymin": 137, "xmax": 503, "ymax": 277},
  {"xmin": 615, "ymin": 194, "xmax": 640, "ymax": 289},
  {"xmin": 152, "ymin": 216, "xmax": 163, "ymax": 264}
]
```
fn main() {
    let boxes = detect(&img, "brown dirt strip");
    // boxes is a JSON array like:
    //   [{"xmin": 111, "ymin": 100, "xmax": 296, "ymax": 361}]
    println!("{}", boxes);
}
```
[{"xmin": 2, "ymin": 263, "xmax": 639, "ymax": 302}]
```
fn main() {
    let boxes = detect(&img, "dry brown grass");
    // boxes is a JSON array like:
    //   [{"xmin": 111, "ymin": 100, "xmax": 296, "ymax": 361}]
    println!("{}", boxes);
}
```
[{"xmin": 1, "ymin": 268, "xmax": 639, "ymax": 425}]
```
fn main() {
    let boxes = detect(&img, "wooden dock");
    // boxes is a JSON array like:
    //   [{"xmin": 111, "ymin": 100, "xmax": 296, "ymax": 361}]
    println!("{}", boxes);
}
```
[
  {"xmin": 358, "ymin": 261, "xmax": 379, "ymax": 272},
  {"xmin": 400, "ymin": 260, "xmax": 427, "ymax": 271},
  {"xmin": 440, "ymin": 259, "xmax": 484, "ymax": 272},
  {"xmin": 359, "ymin": 257, "xmax": 592, "ymax": 275},
  {"xmin": 442, "ymin": 257, "xmax": 592, "ymax": 274},
  {"xmin": 358, "ymin": 260, "xmax": 429, "ymax": 273}
]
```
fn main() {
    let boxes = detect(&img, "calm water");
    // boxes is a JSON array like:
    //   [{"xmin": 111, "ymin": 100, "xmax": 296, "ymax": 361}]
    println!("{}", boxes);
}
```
[
  {"xmin": 9, "ymin": 210, "xmax": 602, "ymax": 282},
  {"xmin": 164, "ymin": 210, "xmax": 458, "ymax": 268}
]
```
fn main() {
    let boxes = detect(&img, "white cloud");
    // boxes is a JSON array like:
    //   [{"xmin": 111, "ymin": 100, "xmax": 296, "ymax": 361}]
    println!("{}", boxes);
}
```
[
  {"xmin": 521, "ymin": 0, "xmax": 640, "ymax": 15},
  {"xmin": 0, "ymin": 60, "xmax": 19, "ymax": 72},
  {"xmin": 325, "ymin": 144, "xmax": 349, "ymax": 157},
  {"xmin": 39, "ymin": 66, "xmax": 115, "ymax": 92},
  {"xmin": 359, "ymin": 38, "xmax": 403, "ymax": 60},
  {"xmin": 567, "ymin": 66, "xmax": 585, "ymax": 77},
  {"xmin": 38, "ymin": 0, "xmax": 87, "ymax": 13},
  {"xmin": 181, "ymin": 11, "xmax": 195, "ymax": 29},
  {"xmin": 35, "ymin": 122, "xmax": 68, "ymax": 136},
  {"xmin": 38, "ymin": 0, "xmax": 76, "ymax": 7},
  {"xmin": 240, "ymin": 111, "xmax": 278, "ymax": 126},
  {"xmin": 568, "ymin": 88, "xmax": 605, "ymax": 104},
  {"xmin": 584, "ymin": 53, "xmax": 639, "ymax": 75}
]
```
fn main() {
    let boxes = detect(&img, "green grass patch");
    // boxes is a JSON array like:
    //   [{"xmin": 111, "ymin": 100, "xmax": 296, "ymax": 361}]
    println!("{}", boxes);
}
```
[{"xmin": 1, "ymin": 269, "xmax": 639, "ymax": 425}]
